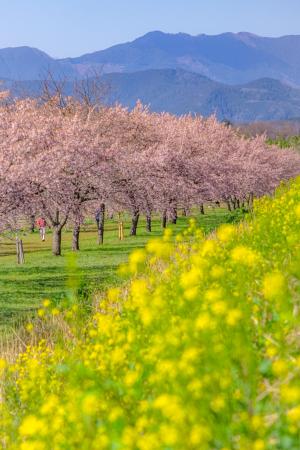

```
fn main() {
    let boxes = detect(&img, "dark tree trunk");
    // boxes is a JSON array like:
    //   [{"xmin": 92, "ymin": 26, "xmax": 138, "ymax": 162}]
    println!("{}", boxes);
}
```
[
  {"xmin": 72, "ymin": 224, "xmax": 80, "ymax": 251},
  {"xmin": 200, "ymin": 203, "xmax": 205, "ymax": 215},
  {"xmin": 52, "ymin": 226, "xmax": 62, "ymax": 256},
  {"xmin": 162, "ymin": 210, "xmax": 167, "ymax": 228},
  {"xmin": 170, "ymin": 208, "xmax": 177, "ymax": 224},
  {"xmin": 97, "ymin": 203, "xmax": 105, "ymax": 245},
  {"xmin": 237, "ymin": 199, "xmax": 240, "ymax": 209},
  {"xmin": 30, "ymin": 215, "xmax": 35, "ymax": 233},
  {"xmin": 215, "ymin": 201, "xmax": 220, "ymax": 208},
  {"xmin": 130, "ymin": 209, "xmax": 140, "ymax": 236},
  {"xmin": 146, "ymin": 213, "xmax": 152, "ymax": 232},
  {"xmin": 182, "ymin": 208, "xmax": 187, "ymax": 217},
  {"xmin": 249, "ymin": 192, "xmax": 254, "ymax": 211},
  {"xmin": 227, "ymin": 201, "xmax": 232, "ymax": 212}
]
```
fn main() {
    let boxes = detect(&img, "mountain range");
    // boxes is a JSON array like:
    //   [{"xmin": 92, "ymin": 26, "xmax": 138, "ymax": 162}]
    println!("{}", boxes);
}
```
[
  {"xmin": 1, "ymin": 31, "xmax": 300, "ymax": 122},
  {"xmin": 62, "ymin": 31, "xmax": 300, "ymax": 87}
]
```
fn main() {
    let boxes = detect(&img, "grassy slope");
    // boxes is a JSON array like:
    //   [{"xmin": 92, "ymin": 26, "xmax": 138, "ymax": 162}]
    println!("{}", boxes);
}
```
[{"xmin": 0, "ymin": 208, "xmax": 235, "ymax": 331}]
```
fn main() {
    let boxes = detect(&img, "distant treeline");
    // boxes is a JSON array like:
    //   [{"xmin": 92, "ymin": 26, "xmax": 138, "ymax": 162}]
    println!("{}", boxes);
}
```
[
  {"xmin": 234, "ymin": 119, "xmax": 300, "ymax": 150},
  {"xmin": 236, "ymin": 119, "xmax": 300, "ymax": 139}
]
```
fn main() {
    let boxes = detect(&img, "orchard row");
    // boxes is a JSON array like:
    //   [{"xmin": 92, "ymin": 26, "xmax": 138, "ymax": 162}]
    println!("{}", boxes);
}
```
[{"xmin": 0, "ymin": 96, "xmax": 299, "ymax": 255}]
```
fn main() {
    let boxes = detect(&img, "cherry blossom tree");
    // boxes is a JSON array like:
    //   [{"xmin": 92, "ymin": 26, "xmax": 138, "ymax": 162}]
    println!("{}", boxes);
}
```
[{"xmin": 1, "ymin": 95, "xmax": 300, "ymax": 259}]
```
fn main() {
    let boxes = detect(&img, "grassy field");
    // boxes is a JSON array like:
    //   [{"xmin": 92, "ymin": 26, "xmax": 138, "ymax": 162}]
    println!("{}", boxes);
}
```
[{"xmin": 0, "ymin": 207, "xmax": 238, "ymax": 331}]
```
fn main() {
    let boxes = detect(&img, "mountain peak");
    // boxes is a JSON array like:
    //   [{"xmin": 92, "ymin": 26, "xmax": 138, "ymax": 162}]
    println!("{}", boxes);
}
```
[
  {"xmin": 133, "ymin": 30, "xmax": 193, "ymax": 46},
  {"xmin": 236, "ymin": 32, "xmax": 258, "ymax": 37},
  {"xmin": 0, "ymin": 45, "xmax": 51, "ymax": 57},
  {"xmin": 0, "ymin": 46, "xmax": 76, "ymax": 80}
]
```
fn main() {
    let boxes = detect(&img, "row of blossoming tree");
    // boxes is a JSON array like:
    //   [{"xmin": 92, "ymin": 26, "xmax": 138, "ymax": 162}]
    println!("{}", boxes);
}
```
[{"xmin": 0, "ymin": 95, "xmax": 300, "ymax": 256}]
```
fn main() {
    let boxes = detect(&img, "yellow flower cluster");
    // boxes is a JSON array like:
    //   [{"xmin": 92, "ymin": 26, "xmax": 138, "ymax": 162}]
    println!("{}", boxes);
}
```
[{"xmin": 2, "ymin": 178, "xmax": 300, "ymax": 449}]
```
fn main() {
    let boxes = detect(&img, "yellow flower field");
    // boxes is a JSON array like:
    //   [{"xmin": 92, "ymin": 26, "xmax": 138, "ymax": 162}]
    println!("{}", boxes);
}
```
[{"xmin": 2, "ymin": 179, "xmax": 300, "ymax": 449}]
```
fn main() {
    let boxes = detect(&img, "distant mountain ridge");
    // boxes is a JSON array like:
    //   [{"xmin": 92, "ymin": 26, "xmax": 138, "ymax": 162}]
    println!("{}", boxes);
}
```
[
  {"xmin": 95, "ymin": 70, "xmax": 300, "ymax": 122},
  {"xmin": 62, "ymin": 31, "xmax": 300, "ymax": 86},
  {"xmin": 5, "ymin": 69, "xmax": 300, "ymax": 123},
  {"xmin": 1, "ymin": 31, "xmax": 300, "ymax": 121},
  {"xmin": 1, "ymin": 31, "xmax": 300, "ymax": 85}
]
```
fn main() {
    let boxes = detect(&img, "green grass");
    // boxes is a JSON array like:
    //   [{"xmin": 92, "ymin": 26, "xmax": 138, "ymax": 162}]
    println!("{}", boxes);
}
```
[
  {"xmin": 267, "ymin": 135, "xmax": 300, "ymax": 150},
  {"xmin": 0, "ymin": 207, "xmax": 238, "ymax": 331}
]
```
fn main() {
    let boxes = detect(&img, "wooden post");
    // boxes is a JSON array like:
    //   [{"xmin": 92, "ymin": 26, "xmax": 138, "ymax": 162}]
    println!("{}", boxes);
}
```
[
  {"xmin": 16, "ymin": 237, "xmax": 19, "ymax": 264},
  {"xmin": 16, "ymin": 237, "xmax": 25, "ymax": 264},
  {"xmin": 117, "ymin": 212, "xmax": 124, "ymax": 241},
  {"xmin": 118, "ymin": 221, "xmax": 124, "ymax": 241},
  {"xmin": 19, "ymin": 239, "xmax": 25, "ymax": 264}
]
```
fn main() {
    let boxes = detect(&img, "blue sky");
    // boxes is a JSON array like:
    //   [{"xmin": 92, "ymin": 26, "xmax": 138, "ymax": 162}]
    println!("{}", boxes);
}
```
[{"xmin": 1, "ymin": 0, "xmax": 300, "ymax": 57}]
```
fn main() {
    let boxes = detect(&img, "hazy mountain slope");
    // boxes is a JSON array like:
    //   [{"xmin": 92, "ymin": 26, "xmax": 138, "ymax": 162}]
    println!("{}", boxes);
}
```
[
  {"xmin": 64, "ymin": 31, "xmax": 300, "ymax": 86},
  {"xmin": 4, "ymin": 69, "xmax": 300, "ymax": 122},
  {"xmin": 0, "ymin": 47, "xmax": 76, "ymax": 80},
  {"xmin": 105, "ymin": 69, "xmax": 221, "ymax": 114},
  {"xmin": 103, "ymin": 70, "xmax": 300, "ymax": 121},
  {"xmin": 237, "ymin": 33, "xmax": 300, "ymax": 70}
]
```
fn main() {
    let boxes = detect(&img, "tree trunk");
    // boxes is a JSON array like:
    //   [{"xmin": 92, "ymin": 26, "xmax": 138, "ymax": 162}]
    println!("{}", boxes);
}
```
[
  {"xmin": 226, "ymin": 201, "xmax": 232, "ymax": 212},
  {"xmin": 162, "ymin": 210, "xmax": 167, "ymax": 228},
  {"xmin": 30, "ymin": 215, "xmax": 35, "ymax": 233},
  {"xmin": 72, "ymin": 224, "xmax": 80, "ymax": 251},
  {"xmin": 52, "ymin": 226, "xmax": 62, "ymax": 256},
  {"xmin": 249, "ymin": 192, "xmax": 254, "ymax": 211},
  {"xmin": 97, "ymin": 203, "xmax": 105, "ymax": 245},
  {"xmin": 200, "ymin": 203, "xmax": 205, "ymax": 215},
  {"xmin": 170, "ymin": 208, "xmax": 177, "ymax": 224},
  {"xmin": 130, "ymin": 210, "xmax": 140, "ymax": 236},
  {"xmin": 146, "ymin": 213, "xmax": 152, "ymax": 232}
]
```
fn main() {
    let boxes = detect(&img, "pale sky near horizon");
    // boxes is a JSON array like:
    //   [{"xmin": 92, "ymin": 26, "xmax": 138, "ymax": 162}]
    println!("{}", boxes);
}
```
[{"xmin": 0, "ymin": 0, "xmax": 299, "ymax": 58}]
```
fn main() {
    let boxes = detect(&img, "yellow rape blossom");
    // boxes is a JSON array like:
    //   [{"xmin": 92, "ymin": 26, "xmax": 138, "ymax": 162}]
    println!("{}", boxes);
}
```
[
  {"xmin": 231, "ymin": 245, "xmax": 259, "ymax": 266},
  {"xmin": 287, "ymin": 406, "xmax": 300, "ymax": 423},
  {"xmin": 281, "ymin": 385, "xmax": 300, "ymax": 404},
  {"xmin": 19, "ymin": 415, "xmax": 45, "ymax": 437},
  {"xmin": 82, "ymin": 393, "xmax": 99, "ymax": 415},
  {"xmin": 262, "ymin": 272, "xmax": 286, "ymax": 300},
  {"xmin": 217, "ymin": 223, "xmax": 235, "ymax": 242},
  {"xmin": 253, "ymin": 439, "xmax": 266, "ymax": 450},
  {"xmin": 226, "ymin": 308, "xmax": 242, "ymax": 326}
]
